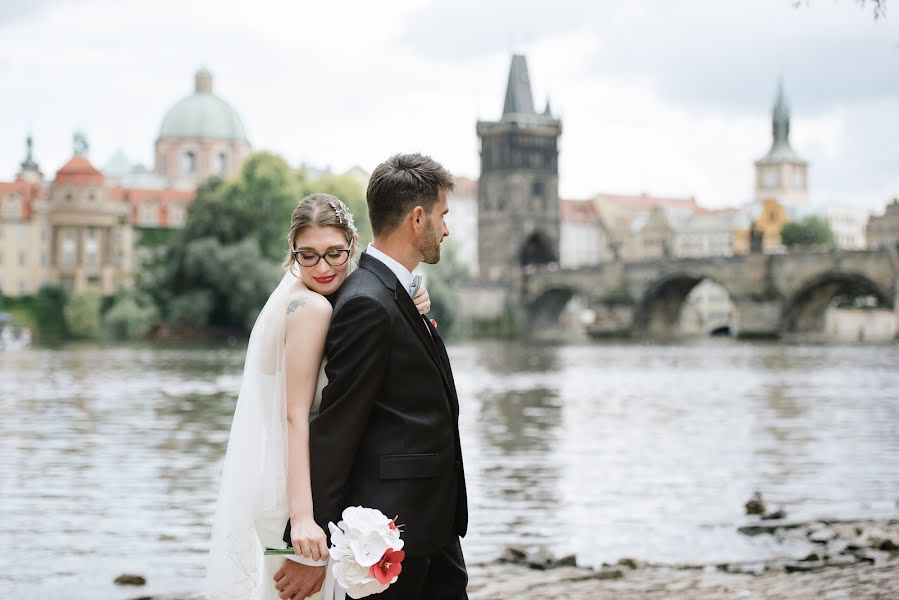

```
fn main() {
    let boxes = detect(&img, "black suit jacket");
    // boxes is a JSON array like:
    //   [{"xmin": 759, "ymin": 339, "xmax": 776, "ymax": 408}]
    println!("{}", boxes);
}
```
[{"xmin": 285, "ymin": 252, "xmax": 468, "ymax": 557}]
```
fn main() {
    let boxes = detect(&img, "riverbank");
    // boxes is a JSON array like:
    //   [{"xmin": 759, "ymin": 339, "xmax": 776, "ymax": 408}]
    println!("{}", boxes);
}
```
[
  {"xmin": 133, "ymin": 518, "xmax": 899, "ymax": 600},
  {"xmin": 467, "ymin": 559, "xmax": 898, "ymax": 599},
  {"xmin": 467, "ymin": 517, "xmax": 899, "ymax": 599}
]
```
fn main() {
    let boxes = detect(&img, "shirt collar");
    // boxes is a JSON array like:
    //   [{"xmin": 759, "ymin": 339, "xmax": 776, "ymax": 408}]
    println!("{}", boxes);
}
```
[{"xmin": 366, "ymin": 243, "xmax": 416, "ymax": 298}]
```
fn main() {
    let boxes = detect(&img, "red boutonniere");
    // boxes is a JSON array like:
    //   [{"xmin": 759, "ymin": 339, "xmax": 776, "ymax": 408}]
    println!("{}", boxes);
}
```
[{"xmin": 430, "ymin": 318, "xmax": 438, "ymax": 330}]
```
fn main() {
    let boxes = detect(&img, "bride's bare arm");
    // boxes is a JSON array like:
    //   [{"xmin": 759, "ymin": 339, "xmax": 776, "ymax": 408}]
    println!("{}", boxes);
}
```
[{"xmin": 283, "ymin": 291, "xmax": 332, "ymax": 562}]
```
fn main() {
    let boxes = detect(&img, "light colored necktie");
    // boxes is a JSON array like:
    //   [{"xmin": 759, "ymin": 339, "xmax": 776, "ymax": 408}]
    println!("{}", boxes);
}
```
[{"xmin": 410, "ymin": 274, "xmax": 422, "ymax": 298}]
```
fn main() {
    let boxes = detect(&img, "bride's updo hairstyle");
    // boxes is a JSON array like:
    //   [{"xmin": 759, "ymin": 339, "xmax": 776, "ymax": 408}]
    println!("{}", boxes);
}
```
[{"xmin": 283, "ymin": 193, "xmax": 358, "ymax": 272}]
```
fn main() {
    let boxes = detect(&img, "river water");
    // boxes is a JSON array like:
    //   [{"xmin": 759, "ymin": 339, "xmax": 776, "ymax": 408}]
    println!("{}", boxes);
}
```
[{"xmin": 2, "ymin": 340, "xmax": 898, "ymax": 599}]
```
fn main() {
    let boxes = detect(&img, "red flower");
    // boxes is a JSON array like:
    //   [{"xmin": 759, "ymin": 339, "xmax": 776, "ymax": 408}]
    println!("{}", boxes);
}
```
[
  {"xmin": 430, "ymin": 318, "xmax": 438, "ymax": 330},
  {"xmin": 370, "ymin": 548, "xmax": 405, "ymax": 585},
  {"xmin": 387, "ymin": 515, "xmax": 404, "ymax": 532}
]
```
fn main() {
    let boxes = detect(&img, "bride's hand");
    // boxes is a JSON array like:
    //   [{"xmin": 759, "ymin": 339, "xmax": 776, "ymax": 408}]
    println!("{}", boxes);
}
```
[
  {"xmin": 414, "ymin": 282, "xmax": 431, "ymax": 315},
  {"xmin": 290, "ymin": 518, "xmax": 329, "ymax": 562}
]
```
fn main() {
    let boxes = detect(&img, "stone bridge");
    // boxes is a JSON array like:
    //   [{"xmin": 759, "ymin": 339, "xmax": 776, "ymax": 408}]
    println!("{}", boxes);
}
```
[{"xmin": 519, "ymin": 247, "xmax": 899, "ymax": 338}]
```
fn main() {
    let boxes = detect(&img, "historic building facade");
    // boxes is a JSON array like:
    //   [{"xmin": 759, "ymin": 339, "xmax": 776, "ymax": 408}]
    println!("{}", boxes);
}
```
[
  {"xmin": 867, "ymin": 197, "xmax": 899, "ymax": 250},
  {"xmin": 476, "ymin": 54, "xmax": 562, "ymax": 281},
  {"xmin": 1, "ymin": 69, "xmax": 250, "ymax": 296}
]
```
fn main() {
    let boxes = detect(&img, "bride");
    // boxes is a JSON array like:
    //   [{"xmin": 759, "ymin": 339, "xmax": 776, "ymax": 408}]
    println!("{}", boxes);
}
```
[{"xmin": 204, "ymin": 193, "xmax": 431, "ymax": 600}]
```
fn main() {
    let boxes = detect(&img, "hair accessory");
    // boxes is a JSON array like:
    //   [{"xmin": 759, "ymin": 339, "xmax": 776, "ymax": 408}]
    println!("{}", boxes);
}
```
[{"xmin": 328, "ymin": 199, "xmax": 358, "ymax": 235}]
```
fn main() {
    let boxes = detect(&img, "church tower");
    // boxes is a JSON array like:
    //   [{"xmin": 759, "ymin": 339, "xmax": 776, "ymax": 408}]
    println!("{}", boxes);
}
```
[
  {"xmin": 754, "ymin": 79, "xmax": 809, "ymax": 207},
  {"xmin": 476, "ymin": 54, "xmax": 562, "ymax": 281}
]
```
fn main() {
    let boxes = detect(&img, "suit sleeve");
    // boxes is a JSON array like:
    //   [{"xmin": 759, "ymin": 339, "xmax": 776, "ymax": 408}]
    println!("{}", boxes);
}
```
[{"xmin": 309, "ymin": 294, "xmax": 391, "ymax": 532}]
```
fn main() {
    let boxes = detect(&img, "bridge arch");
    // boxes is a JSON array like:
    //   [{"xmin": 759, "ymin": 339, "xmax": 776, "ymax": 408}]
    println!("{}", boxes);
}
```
[
  {"xmin": 526, "ymin": 284, "xmax": 592, "ymax": 331},
  {"xmin": 634, "ymin": 272, "xmax": 736, "ymax": 338},
  {"xmin": 781, "ymin": 271, "xmax": 894, "ymax": 334}
]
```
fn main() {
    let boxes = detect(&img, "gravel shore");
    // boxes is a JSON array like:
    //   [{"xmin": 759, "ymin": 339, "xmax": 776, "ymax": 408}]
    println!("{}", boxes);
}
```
[
  {"xmin": 467, "ymin": 560, "xmax": 898, "ymax": 599},
  {"xmin": 133, "ymin": 518, "xmax": 899, "ymax": 600},
  {"xmin": 467, "ymin": 517, "xmax": 899, "ymax": 600}
]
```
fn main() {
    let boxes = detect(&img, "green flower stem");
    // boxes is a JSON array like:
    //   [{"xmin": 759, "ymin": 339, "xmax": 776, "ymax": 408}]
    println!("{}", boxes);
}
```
[{"xmin": 264, "ymin": 548, "xmax": 296, "ymax": 555}]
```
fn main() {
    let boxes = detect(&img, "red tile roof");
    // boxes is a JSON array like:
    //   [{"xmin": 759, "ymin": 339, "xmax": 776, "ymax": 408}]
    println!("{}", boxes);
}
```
[
  {"xmin": 55, "ymin": 156, "xmax": 104, "ymax": 185},
  {"xmin": 560, "ymin": 198, "xmax": 598, "ymax": 223},
  {"xmin": 110, "ymin": 186, "xmax": 195, "ymax": 227},
  {"xmin": 593, "ymin": 192, "xmax": 698, "ymax": 211},
  {"xmin": 452, "ymin": 176, "xmax": 478, "ymax": 198}
]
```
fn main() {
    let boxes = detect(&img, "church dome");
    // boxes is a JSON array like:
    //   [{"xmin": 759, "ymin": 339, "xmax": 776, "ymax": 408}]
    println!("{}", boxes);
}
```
[{"xmin": 158, "ymin": 69, "xmax": 248, "ymax": 141}]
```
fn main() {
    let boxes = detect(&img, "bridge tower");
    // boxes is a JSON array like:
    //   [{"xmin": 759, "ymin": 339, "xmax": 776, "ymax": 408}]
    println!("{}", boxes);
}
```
[
  {"xmin": 476, "ymin": 54, "xmax": 562, "ymax": 281},
  {"xmin": 754, "ymin": 78, "xmax": 809, "ymax": 208}
]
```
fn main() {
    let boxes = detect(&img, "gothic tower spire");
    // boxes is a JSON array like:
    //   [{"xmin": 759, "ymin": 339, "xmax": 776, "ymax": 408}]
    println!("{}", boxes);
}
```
[{"xmin": 503, "ymin": 54, "xmax": 537, "ymax": 117}]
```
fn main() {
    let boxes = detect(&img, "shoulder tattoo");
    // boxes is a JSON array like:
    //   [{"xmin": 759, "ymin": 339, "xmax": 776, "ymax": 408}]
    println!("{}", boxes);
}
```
[{"xmin": 287, "ymin": 297, "xmax": 307, "ymax": 314}]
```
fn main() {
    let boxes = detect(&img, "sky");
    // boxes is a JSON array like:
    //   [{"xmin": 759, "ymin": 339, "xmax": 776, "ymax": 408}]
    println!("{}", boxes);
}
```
[{"xmin": 1, "ymin": 0, "xmax": 897, "ymax": 212}]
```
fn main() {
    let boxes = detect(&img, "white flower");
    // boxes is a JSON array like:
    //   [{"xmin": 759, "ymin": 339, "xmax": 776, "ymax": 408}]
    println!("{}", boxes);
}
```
[
  {"xmin": 326, "ymin": 506, "xmax": 405, "ymax": 597},
  {"xmin": 331, "ymin": 559, "xmax": 388, "ymax": 599}
]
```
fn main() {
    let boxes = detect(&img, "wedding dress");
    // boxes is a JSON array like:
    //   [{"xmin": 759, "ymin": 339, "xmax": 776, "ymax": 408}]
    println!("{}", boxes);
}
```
[{"xmin": 204, "ymin": 270, "xmax": 344, "ymax": 600}]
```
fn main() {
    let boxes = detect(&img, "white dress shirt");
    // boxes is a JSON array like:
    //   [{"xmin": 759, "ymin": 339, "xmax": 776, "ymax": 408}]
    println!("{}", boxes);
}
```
[{"xmin": 366, "ymin": 243, "xmax": 417, "ymax": 298}]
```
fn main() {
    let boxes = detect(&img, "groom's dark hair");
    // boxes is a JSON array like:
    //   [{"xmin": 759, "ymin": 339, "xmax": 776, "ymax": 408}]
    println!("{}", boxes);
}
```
[{"xmin": 366, "ymin": 153, "xmax": 454, "ymax": 236}]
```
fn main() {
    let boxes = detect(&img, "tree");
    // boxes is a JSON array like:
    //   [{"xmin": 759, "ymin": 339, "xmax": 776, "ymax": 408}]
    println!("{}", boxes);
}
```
[
  {"xmin": 781, "ymin": 216, "xmax": 837, "ymax": 249},
  {"xmin": 64, "ymin": 290, "xmax": 103, "ymax": 340},
  {"xmin": 103, "ymin": 289, "xmax": 160, "ymax": 340},
  {"xmin": 179, "ymin": 152, "xmax": 305, "ymax": 263}
]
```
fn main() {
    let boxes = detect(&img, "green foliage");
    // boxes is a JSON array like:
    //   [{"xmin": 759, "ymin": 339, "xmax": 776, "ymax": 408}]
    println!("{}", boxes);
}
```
[
  {"xmin": 103, "ymin": 290, "xmax": 160, "ymax": 340},
  {"xmin": 781, "ymin": 216, "xmax": 836, "ymax": 248},
  {"xmin": 168, "ymin": 289, "xmax": 216, "ymax": 329},
  {"xmin": 63, "ymin": 289, "xmax": 103, "ymax": 340},
  {"xmin": 28, "ymin": 285, "xmax": 70, "ymax": 339},
  {"xmin": 171, "ymin": 236, "xmax": 282, "ymax": 331},
  {"xmin": 180, "ymin": 153, "xmax": 305, "ymax": 263}
]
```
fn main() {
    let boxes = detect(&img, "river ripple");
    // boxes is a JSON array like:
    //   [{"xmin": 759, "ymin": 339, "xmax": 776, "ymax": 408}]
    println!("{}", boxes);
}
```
[{"xmin": 1, "ymin": 340, "xmax": 898, "ymax": 598}]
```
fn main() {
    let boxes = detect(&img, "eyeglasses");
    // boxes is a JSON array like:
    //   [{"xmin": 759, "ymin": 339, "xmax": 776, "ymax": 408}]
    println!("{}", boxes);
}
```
[{"xmin": 292, "ymin": 248, "xmax": 352, "ymax": 267}]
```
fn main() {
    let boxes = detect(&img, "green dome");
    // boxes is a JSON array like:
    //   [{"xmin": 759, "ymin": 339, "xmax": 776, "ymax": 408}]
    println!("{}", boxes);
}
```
[{"xmin": 158, "ymin": 70, "xmax": 248, "ymax": 141}]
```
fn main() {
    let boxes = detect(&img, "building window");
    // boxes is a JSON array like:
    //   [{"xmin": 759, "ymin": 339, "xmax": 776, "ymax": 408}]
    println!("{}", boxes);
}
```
[
  {"xmin": 791, "ymin": 170, "xmax": 804, "ymax": 188},
  {"xmin": 63, "ymin": 230, "xmax": 76, "ymax": 264},
  {"xmin": 183, "ymin": 151, "xmax": 197, "ymax": 174},
  {"xmin": 86, "ymin": 228, "xmax": 98, "ymax": 266},
  {"xmin": 762, "ymin": 169, "xmax": 777, "ymax": 189},
  {"xmin": 18, "ymin": 251, "xmax": 25, "ymax": 266},
  {"xmin": 216, "ymin": 152, "xmax": 228, "ymax": 175}
]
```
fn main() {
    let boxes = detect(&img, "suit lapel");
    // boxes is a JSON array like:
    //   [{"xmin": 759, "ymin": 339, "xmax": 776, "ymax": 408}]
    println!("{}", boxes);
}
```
[
  {"xmin": 394, "ymin": 290, "xmax": 444, "ymax": 373},
  {"xmin": 359, "ymin": 253, "xmax": 445, "ymax": 376},
  {"xmin": 424, "ymin": 318, "xmax": 459, "ymax": 418}
]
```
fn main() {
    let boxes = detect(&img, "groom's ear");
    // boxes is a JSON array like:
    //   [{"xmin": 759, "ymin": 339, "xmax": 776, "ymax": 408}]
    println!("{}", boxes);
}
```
[{"xmin": 411, "ymin": 206, "xmax": 426, "ymax": 230}]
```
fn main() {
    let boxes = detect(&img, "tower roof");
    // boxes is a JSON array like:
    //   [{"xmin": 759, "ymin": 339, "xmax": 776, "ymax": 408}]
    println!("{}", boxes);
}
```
[
  {"xmin": 758, "ymin": 78, "xmax": 806, "ymax": 165},
  {"xmin": 503, "ymin": 54, "xmax": 537, "ymax": 117},
  {"xmin": 158, "ymin": 69, "xmax": 248, "ymax": 141}
]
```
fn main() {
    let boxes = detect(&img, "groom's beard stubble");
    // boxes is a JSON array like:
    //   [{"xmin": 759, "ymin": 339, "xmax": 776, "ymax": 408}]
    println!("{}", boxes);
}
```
[{"xmin": 418, "ymin": 218, "xmax": 442, "ymax": 264}]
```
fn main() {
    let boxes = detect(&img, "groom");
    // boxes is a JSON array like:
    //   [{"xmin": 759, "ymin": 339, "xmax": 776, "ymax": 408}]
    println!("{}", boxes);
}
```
[{"xmin": 277, "ymin": 153, "xmax": 468, "ymax": 599}]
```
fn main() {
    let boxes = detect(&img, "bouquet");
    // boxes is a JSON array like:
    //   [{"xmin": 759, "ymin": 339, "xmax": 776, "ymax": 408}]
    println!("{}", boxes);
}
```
[{"xmin": 267, "ymin": 506, "xmax": 405, "ymax": 599}]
